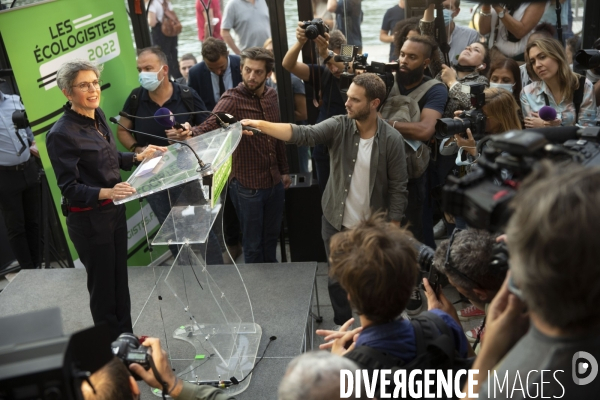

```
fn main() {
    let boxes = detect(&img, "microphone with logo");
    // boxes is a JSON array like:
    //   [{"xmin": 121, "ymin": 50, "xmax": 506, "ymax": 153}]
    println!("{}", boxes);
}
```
[{"xmin": 153, "ymin": 107, "xmax": 186, "ymax": 130}]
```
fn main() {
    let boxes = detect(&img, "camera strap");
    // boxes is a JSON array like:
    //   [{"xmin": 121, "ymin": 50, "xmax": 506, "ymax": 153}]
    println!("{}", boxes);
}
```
[{"xmin": 148, "ymin": 356, "xmax": 169, "ymax": 400}]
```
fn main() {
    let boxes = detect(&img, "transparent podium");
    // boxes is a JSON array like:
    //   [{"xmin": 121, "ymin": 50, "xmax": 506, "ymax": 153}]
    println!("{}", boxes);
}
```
[{"xmin": 116, "ymin": 123, "xmax": 261, "ymax": 396}]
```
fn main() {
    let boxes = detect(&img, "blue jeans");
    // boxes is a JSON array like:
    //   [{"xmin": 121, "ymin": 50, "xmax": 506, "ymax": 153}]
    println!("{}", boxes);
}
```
[{"xmin": 229, "ymin": 179, "xmax": 284, "ymax": 263}]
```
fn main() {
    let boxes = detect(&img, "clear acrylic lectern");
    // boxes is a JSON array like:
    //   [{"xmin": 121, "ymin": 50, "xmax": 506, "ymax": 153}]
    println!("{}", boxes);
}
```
[{"xmin": 117, "ymin": 123, "xmax": 261, "ymax": 396}]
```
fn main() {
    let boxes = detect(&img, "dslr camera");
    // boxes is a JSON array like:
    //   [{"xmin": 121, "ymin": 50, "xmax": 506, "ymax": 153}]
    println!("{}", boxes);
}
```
[
  {"xmin": 112, "ymin": 333, "xmax": 151, "ymax": 380},
  {"xmin": 301, "ymin": 18, "xmax": 329, "ymax": 40},
  {"xmin": 336, "ymin": 44, "xmax": 398, "ymax": 94},
  {"xmin": 435, "ymin": 82, "xmax": 487, "ymax": 140}
]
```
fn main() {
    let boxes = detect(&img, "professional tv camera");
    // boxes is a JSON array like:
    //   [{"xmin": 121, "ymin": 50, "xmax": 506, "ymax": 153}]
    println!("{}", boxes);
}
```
[
  {"xmin": 442, "ymin": 126, "xmax": 600, "ymax": 232},
  {"xmin": 0, "ymin": 308, "xmax": 113, "ymax": 400},
  {"xmin": 435, "ymin": 82, "xmax": 487, "ymax": 140},
  {"xmin": 335, "ymin": 44, "xmax": 398, "ymax": 95},
  {"xmin": 575, "ymin": 49, "xmax": 600, "ymax": 70}
]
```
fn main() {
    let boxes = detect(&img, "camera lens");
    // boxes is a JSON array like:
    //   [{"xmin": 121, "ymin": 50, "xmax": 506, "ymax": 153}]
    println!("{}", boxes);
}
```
[
  {"xmin": 435, "ymin": 118, "xmax": 471, "ymax": 139},
  {"xmin": 305, "ymin": 25, "xmax": 319, "ymax": 40}
]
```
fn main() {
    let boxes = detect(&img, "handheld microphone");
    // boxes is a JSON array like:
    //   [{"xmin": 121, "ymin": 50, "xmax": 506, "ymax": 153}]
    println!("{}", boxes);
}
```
[
  {"xmin": 119, "ymin": 110, "xmax": 228, "ymax": 129},
  {"xmin": 538, "ymin": 106, "xmax": 557, "ymax": 121},
  {"xmin": 154, "ymin": 107, "xmax": 184, "ymax": 130},
  {"xmin": 109, "ymin": 116, "xmax": 211, "ymax": 172}
]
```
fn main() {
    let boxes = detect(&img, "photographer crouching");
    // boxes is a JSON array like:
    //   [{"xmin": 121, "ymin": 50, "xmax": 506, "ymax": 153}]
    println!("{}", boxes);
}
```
[
  {"xmin": 427, "ymin": 229, "xmax": 508, "ymax": 351},
  {"xmin": 81, "ymin": 336, "xmax": 234, "ymax": 400}
]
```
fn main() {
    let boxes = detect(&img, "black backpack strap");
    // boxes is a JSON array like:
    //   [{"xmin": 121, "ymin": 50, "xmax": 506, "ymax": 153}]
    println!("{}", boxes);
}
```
[
  {"xmin": 411, "ymin": 312, "xmax": 456, "ymax": 367},
  {"xmin": 410, "ymin": 317, "xmax": 427, "ymax": 355},
  {"xmin": 128, "ymin": 86, "xmax": 144, "ymax": 129},
  {"xmin": 573, "ymin": 75, "xmax": 586, "ymax": 124},
  {"xmin": 173, "ymin": 82, "xmax": 195, "ymax": 121}
]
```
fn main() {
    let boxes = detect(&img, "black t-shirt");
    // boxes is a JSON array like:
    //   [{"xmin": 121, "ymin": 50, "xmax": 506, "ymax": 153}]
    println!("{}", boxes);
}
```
[
  {"xmin": 381, "ymin": 5, "xmax": 405, "ymax": 62},
  {"xmin": 121, "ymin": 83, "xmax": 208, "ymax": 147},
  {"xmin": 306, "ymin": 64, "xmax": 347, "ymax": 123}
]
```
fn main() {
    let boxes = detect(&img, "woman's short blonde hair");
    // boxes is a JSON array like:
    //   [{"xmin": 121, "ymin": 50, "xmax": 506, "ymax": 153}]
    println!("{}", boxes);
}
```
[{"xmin": 483, "ymin": 87, "xmax": 522, "ymax": 132}]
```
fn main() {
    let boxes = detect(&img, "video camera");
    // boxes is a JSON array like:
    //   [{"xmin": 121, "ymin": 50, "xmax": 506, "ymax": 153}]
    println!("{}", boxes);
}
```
[
  {"xmin": 0, "ymin": 308, "xmax": 114, "ymax": 400},
  {"xmin": 574, "ymin": 49, "xmax": 600, "ymax": 70},
  {"xmin": 442, "ymin": 126, "xmax": 600, "ymax": 232},
  {"xmin": 435, "ymin": 82, "xmax": 487, "ymax": 140},
  {"xmin": 336, "ymin": 44, "xmax": 398, "ymax": 95},
  {"xmin": 301, "ymin": 18, "xmax": 329, "ymax": 41}
]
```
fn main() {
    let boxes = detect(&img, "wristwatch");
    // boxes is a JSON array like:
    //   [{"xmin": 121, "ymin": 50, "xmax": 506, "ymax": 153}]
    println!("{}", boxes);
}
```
[
  {"xmin": 323, "ymin": 50, "xmax": 334, "ymax": 65},
  {"xmin": 498, "ymin": 9, "xmax": 506, "ymax": 19}
]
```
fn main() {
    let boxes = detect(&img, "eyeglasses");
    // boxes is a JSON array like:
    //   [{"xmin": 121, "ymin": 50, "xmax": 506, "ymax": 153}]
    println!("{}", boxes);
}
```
[
  {"xmin": 72, "ymin": 80, "xmax": 102, "ymax": 92},
  {"xmin": 444, "ymin": 228, "xmax": 484, "ymax": 289}
]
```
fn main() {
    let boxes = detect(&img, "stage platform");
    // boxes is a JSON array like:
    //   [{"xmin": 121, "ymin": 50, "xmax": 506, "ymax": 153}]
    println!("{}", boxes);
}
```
[{"xmin": 0, "ymin": 262, "xmax": 319, "ymax": 399}]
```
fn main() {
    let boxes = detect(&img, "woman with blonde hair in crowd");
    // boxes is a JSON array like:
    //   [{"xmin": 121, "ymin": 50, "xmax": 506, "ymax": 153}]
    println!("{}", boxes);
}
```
[
  {"xmin": 443, "ymin": 87, "xmax": 522, "ymax": 161},
  {"xmin": 522, "ymin": 37, "xmax": 597, "ymax": 128}
]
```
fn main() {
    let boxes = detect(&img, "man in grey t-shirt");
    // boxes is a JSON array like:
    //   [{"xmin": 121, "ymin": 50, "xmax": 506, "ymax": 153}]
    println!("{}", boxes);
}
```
[
  {"xmin": 465, "ymin": 164, "xmax": 600, "ymax": 399},
  {"xmin": 221, "ymin": 0, "xmax": 271, "ymax": 55}
]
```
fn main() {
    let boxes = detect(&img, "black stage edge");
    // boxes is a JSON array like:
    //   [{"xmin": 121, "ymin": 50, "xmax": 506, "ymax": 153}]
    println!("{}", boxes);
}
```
[{"xmin": 0, "ymin": 262, "xmax": 318, "ymax": 399}]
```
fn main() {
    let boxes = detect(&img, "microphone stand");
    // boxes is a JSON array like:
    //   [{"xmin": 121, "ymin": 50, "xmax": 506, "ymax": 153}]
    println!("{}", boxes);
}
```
[
  {"xmin": 108, "ymin": 117, "xmax": 212, "ymax": 173},
  {"xmin": 433, "ymin": 0, "xmax": 451, "ymax": 66},
  {"xmin": 555, "ymin": 0, "xmax": 563, "ymax": 44}
]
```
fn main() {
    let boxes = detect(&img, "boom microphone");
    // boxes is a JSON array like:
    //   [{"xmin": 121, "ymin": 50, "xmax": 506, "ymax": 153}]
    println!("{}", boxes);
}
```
[
  {"xmin": 215, "ymin": 112, "xmax": 262, "ymax": 135},
  {"xmin": 527, "ymin": 126, "xmax": 581, "ymax": 144},
  {"xmin": 108, "ymin": 116, "xmax": 210, "ymax": 172},
  {"xmin": 119, "ymin": 110, "xmax": 228, "ymax": 129}
]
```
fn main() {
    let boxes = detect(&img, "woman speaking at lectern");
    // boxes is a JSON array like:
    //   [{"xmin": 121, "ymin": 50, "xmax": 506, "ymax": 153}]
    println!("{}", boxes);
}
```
[{"xmin": 47, "ymin": 60, "xmax": 165, "ymax": 339}]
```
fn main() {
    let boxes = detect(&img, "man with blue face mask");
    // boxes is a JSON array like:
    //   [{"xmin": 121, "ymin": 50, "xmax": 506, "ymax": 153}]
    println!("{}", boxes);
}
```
[
  {"xmin": 117, "ymin": 47, "xmax": 208, "ymax": 150},
  {"xmin": 420, "ymin": 0, "xmax": 480, "ymax": 64},
  {"xmin": 117, "ymin": 47, "xmax": 223, "ymax": 265}
]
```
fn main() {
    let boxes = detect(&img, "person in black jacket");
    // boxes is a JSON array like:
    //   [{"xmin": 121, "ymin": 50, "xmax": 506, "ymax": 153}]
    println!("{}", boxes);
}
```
[
  {"xmin": 187, "ymin": 37, "xmax": 242, "ymax": 111},
  {"xmin": 47, "ymin": 59, "xmax": 165, "ymax": 339}
]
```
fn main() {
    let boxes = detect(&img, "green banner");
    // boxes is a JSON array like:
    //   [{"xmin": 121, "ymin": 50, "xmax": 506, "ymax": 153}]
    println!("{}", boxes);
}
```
[{"xmin": 0, "ymin": 0, "xmax": 166, "ymax": 266}]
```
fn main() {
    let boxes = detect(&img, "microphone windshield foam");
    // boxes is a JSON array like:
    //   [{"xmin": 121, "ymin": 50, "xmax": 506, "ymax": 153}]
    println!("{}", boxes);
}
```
[
  {"xmin": 538, "ymin": 106, "xmax": 557, "ymax": 121},
  {"xmin": 154, "ymin": 107, "xmax": 175, "ymax": 127}
]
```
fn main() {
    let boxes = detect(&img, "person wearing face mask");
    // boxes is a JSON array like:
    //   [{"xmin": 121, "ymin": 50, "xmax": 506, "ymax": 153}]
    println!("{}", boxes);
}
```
[
  {"xmin": 420, "ymin": 1, "xmax": 481, "ymax": 65},
  {"xmin": 489, "ymin": 58, "xmax": 523, "ymax": 124},
  {"xmin": 47, "ymin": 60, "xmax": 167, "ymax": 339},
  {"xmin": 436, "ymin": 42, "xmax": 490, "ymax": 119},
  {"xmin": 117, "ymin": 47, "xmax": 223, "ymax": 264}
]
